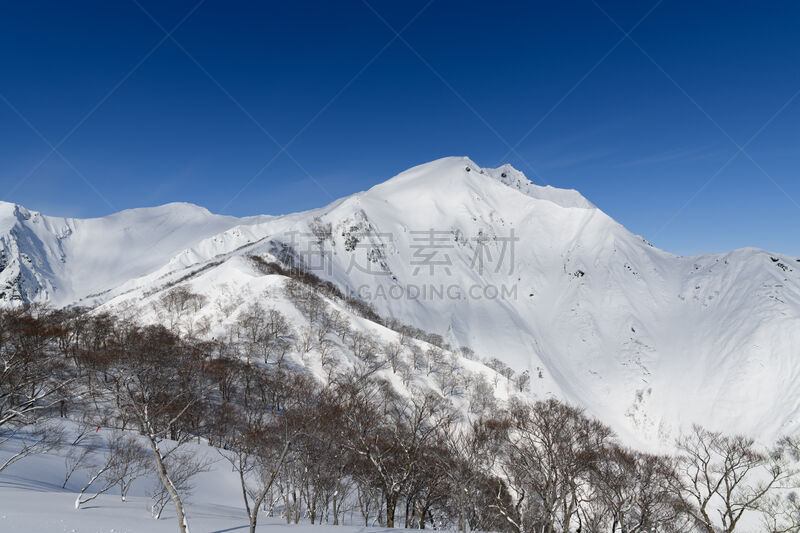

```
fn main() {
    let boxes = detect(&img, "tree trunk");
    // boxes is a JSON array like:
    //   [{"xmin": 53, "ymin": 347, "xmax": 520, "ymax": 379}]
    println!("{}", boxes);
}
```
[
  {"xmin": 74, "ymin": 464, "xmax": 112, "ymax": 509},
  {"xmin": 386, "ymin": 493, "xmax": 397, "ymax": 528},
  {"xmin": 248, "ymin": 440, "xmax": 290, "ymax": 533},
  {"xmin": 332, "ymin": 492, "xmax": 340, "ymax": 525},
  {"xmin": 145, "ymin": 435, "xmax": 190, "ymax": 533}
]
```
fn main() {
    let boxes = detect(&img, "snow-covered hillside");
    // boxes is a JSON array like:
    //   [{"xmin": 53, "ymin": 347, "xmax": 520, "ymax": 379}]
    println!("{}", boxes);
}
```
[
  {"xmin": 0, "ymin": 201, "xmax": 272, "ymax": 306},
  {"xmin": 3, "ymin": 156, "xmax": 799, "ymax": 446}
]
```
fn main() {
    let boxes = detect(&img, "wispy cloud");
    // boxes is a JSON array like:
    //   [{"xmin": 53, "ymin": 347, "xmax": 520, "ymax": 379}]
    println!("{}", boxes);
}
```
[
  {"xmin": 510, "ymin": 125, "xmax": 619, "ymax": 174},
  {"xmin": 613, "ymin": 145, "xmax": 721, "ymax": 168},
  {"xmin": 535, "ymin": 149, "xmax": 612, "ymax": 171}
]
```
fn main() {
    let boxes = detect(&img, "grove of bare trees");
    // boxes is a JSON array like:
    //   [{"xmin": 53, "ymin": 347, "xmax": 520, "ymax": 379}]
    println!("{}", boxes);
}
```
[{"xmin": 2, "ymin": 302, "xmax": 800, "ymax": 533}]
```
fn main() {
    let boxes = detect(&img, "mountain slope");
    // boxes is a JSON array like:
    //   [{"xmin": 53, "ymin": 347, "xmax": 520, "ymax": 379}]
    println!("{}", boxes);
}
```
[
  {"xmin": 0, "ymin": 201, "xmax": 271, "ymax": 306},
  {"xmin": 3, "ymin": 157, "xmax": 799, "ymax": 446}
]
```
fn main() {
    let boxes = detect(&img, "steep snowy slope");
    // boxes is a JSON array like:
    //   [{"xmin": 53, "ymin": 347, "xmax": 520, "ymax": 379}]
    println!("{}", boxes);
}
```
[
  {"xmin": 4, "ymin": 157, "xmax": 800, "ymax": 446},
  {"xmin": 0, "ymin": 201, "xmax": 271, "ymax": 306}
]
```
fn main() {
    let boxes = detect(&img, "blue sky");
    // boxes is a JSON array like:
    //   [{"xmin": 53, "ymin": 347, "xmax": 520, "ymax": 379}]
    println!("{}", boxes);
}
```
[{"xmin": 0, "ymin": 1, "xmax": 798, "ymax": 256}]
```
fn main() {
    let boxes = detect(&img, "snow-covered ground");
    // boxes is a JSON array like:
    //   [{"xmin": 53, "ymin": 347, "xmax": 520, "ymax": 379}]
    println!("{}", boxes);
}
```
[
  {"xmin": 0, "ymin": 425, "xmax": 395, "ymax": 533},
  {"xmin": 2, "ymin": 156, "xmax": 799, "ymax": 446}
]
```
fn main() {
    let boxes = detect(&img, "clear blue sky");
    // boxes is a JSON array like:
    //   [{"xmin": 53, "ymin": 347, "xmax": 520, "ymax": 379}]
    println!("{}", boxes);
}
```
[{"xmin": 1, "ymin": 1, "xmax": 798, "ymax": 256}]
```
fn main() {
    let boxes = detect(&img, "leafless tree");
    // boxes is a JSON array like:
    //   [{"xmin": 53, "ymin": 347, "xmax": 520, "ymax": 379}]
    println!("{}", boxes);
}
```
[
  {"xmin": 469, "ymin": 374, "xmax": 496, "ymax": 416},
  {"xmin": 0, "ymin": 309, "xmax": 71, "ymax": 472},
  {"xmin": 73, "ymin": 433, "xmax": 149, "ymax": 509},
  {"xmin": 761, "ymin": 491, "xmax": 800, "ymax": 533},
  {"xmin": 399, "ymin": 360, "xmax": 414, "ymax": 387},
  {"xmin": 0, "ymin": 422, "xmax": 63, "ymax": 474},
  {"xmin": 410, "ymin": 344, "xmax": 425, "ymax": 371},
  {"xmin": 284, "ymin": 279, "xmax": 326, "ymax": 324},
  {"xmin": 295, "ymin": 326, "xmax": 315, "ymax": 357},
  {"xmin": 490, "ymin": 398, "xmax": 614, "ymax": 533},
  {"xmin": 349, "ymin": 330, "xmax": 379, "ymax": 362},
  {"xmin": 74, "ymin": 441, "xmax": 118, "ymax": 510},
  {"xmin": 91, "ymin": 324, "xmax": 212, "ymax": 533},
  {"xmin": 425, "ymin": 346, "xmax": 444, "ymax": 376},
  {"xmin": 108, "ymin": 434, "xmax": 151, "ymax": 502},
  {"xmin": 434, "ymin": 418, "xmax": 500, "ymax": 533},
  {"xmin": 339, "ymin": 378, "xmax": 449, "ymax": 528},
  {"xmin": 318, "ymin": 339, "xmax": 338, "ymax": 380},
  {"xmin": 434, "ymin": 353, "xmax": 461, "ymax": 396},
  {"xmin": 235, "ymin": 302, "xmax": 269, "ymax": 362},
  {"xmin": 149, "ymin": 450, "xmax": 212, "ymax": 520},
  {"xmin": 457, "ymin": 345, "xmax": 474, "ymax": 359},
  {"xmin": 588, "ymin": 444, "xmax": 684, "ymax": 533},
  {"xmin": 515, "ymin": 370, "xmax": 531, "ymax": 393},
  {"xmin": 673, "ymin": 424, "xmax": 790, "ymax": 533},
  {"xmin": 384, "ymin": 342, "xmax": 404, "ymax": 374},
  {"xmin": 157, "ymin": 286, "xmax": 206, "ymax": 333},
  {"xmin": 486, "ymin": 357, "xmax": 515, "ymax": 383},
  {"xmin": 217, "ymin": 367, "xmax": 320, "ymax": 533},
  {"xmin": 63, "ymin": 438, "xmax": 99, "ymax": 489},
  {"xmin": 761, "ymin": 436, "xmax": 800, "ymax": 533},
  {"xmin": 324, "ymin": 308, "xmax": 350, "ymax": 342}
]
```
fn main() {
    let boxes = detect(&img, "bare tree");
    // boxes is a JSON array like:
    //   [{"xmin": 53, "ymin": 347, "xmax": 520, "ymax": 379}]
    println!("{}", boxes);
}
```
[
  {"xmin": 672, "ymin": 424, "xmax": 788, "ymax": 533},
  {"xmin": 410, "ymin": 344, "xmax": 425, "ymax": 371},
  {"xmin": 0, "ymin": 309, "xmax": 71, "ymax": 472},
  {"xmin": 235, "ymin": 302, "xmax": 269, "ymax": 362},
  {"xmin": 425, "ymin": 346, "xmax": 444, "ymax": 376},
  {"xmin": 435, "ymin": 418, "xmax": 500, "ymax": 533},
  {"xmin": 459, "ymin": 345, "xmax": 476, "ymax": 360},
  {"xmin": 434, "ymin": 354, "xmax": 460, "ymax": 396},
  {"xmin": 63, "ymin": 439, "xmax": 99, "ymax": 489},
  {"xmin": 218, "ymin": 367, "xmax": 320, "ymax": 533},
  {"xmin": 761, "ymin": 436, "xmax": 800, "ymax": 533},
  {"xmin": 515, "ymin": 370, "xmax": 531, "ymax": 393},
  {"xmin": 383, "ymin": 342, "xmax": 404, "ymax": 374},
  {"xmin": 486, "ymin": 357, "xmax": 515, "ymax": 383},
  {"xmin": 399, "ymin": 360, "xmax": 414, "ymax": 387},
  {"xmin": 588, "ymin": 444, "xmax": 684, "ymax": 533},
  {"xmin": 74, "ymin": 434, "xmax": 149, "ymax": 509},
  {"xmin": 349, "ymin": 331, "xmax": 379, "ymax": 362},
  {"xmin": 761, "ymin": 491, "xmax": 800, "ymax": 533},
  {"xmin": 108, "ymin": 434, "xmax": 151, "ymax": 502},
  {"xmin": 0, "ymin": 422, "xmax": 63, "ymax": 474},
  {"xmin": 74, "ymin": 443, "xmax": 118, "ymax": 509},
  {"xmin": 92, "ymin": 324, "xmax": 212, "ymax": 533},
  {"xmin": 339, "ymin": 379, "xmax": 449, "ymax": 528},
  {"xmin": 295, "ymin": 326, "xmax": 315, "ymax": 358},
  {"xmin": 264, "ymin": 309, "xmax": 291, "ymax": 364},
  {"xmin": 149, "ymin": 450, "xmax": 212, "ymax": 520},
  {"xmin": 319, "ymin": 308, "xmax": 350, "ymax": 342},
  {"xmin": 490, "ymin": 398, "xmax": 614, "ymax": 533},
  {"xmin": 284, "ymin": 279, "xmax": 326, "ymax": 324},
  {"xmin": 318, "ymin": 339, "xmax": 338, "ymax": 381},
  {"xmin": 469, "ymin": 374, "xmax": 496, "ymax": 416},
  {"xmin": 157, "ymin": 286, "xmax": 206, "ymax": 333}
]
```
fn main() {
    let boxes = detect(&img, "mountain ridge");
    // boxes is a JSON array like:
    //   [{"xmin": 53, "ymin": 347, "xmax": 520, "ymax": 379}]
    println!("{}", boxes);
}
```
[{"xmin": 2, "ymin": 156, "xmax": 799, "ymax": 446}]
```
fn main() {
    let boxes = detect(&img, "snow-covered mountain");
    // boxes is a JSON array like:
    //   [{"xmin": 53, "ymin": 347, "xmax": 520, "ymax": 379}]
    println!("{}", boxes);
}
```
[
  {"xmin": 2, "ymin": 156, "xmax": 799, "ymax": 446},
  {"xmin": 0, "ymin": 201, "xmax": 272, "ymax": 306}
]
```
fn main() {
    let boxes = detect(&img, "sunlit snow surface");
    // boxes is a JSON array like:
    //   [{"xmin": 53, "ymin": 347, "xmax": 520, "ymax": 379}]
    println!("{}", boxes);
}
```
[
  {"xmin": 0, "ymin": 424, "xmax": 401, "ymax": 533},
  {"xmin": 0, "ymin": 470, "xmax": 393, "ymax": 533},
  {"xmin": 1, "ymin": 157, "xmax": 799, "ymax": 445}
]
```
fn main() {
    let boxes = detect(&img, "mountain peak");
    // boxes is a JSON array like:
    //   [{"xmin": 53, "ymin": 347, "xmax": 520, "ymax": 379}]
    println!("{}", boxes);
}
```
[
  {"xmin": 365, "ymin": 156, "xmax": 596, "ymax": 211},
  {"xmin": 1, "ymin": 158, "xmax": 799, "ymax": 445},
  {"xmin": 0, "ymin": 200, "xmax": 32, "ymax": 218}
]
